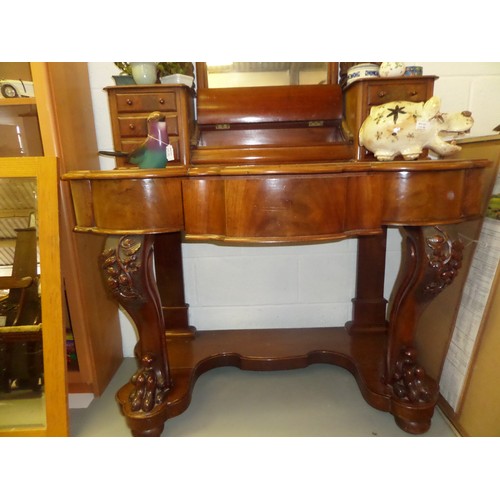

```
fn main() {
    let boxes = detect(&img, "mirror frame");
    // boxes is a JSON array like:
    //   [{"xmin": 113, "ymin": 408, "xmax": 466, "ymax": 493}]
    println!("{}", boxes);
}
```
[
  {"xmin": 0, "ymin": 156, "xmax": 68, "ymax": 436},
  {"xmin": 195, "ymin": 62, "xmax": 340, "ymax": 89}
]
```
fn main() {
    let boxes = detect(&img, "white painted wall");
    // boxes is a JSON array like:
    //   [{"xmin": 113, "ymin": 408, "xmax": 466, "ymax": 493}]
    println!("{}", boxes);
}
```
[{"xmin": 87, "ymin": 62, "xmax": 500, "ymax": 356}]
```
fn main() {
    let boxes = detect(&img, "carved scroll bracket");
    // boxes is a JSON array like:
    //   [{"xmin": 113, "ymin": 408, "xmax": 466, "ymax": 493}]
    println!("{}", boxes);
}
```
[
  {"xmin": 387, "ymin": 225, "xmax": 465, "ymax": 373},
  {"xmin": 100, "ymin": 234, "xmax": 172, "ymax": 414},
  {"xmin": 101, "ymin": 236, "xmax": 145, "ymax": 303}
]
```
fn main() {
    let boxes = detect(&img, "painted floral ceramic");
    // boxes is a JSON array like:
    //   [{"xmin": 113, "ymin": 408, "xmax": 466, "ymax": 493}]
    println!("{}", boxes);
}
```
[
  {"xmin": 359, "ymin": 96, "xmax": 474, "ymax": 161},
  {"xmin": 379, "ymin": 62, "xmax": 406, "ymax": 78}
]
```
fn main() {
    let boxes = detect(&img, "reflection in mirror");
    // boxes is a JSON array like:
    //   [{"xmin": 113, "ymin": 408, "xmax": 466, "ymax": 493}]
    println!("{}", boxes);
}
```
[
  {"xmin": 0, "ymin": 157, "xmax": 67, "ymax": 436},
  {"xmin": 0, "ymin": 105, "xmax": 43, "ymax": 156},
  {"xmin": 0, "ymin": 105, "xmax": 44, "ymax": 157},
  {"xmin": 0, "ymin": 62, "xmax": 44, "ymax": 158},
  {"xmin": 0, "ymin": 177, "xmax": 45, "ymax": 429},
  {"xmin": 206, "ymin": 62, "xmax": 328, "ymax": 88}
]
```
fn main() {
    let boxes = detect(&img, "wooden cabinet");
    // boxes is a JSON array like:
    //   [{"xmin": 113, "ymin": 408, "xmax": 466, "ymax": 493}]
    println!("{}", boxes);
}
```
[
  {"xmin": 0, "ymin": 63, "xmax": 122, "ymax": 395},
  {"xmin": 67, "ymin": 71, "xmax": 496, "ymax": 437},
  {"xmin": 344, "ymin": 76, "xmax": 437, "ymax": 159},
  {"xmin": 65, "ymin": 158, "xmax": 495, "ymax": 437},
  {"xmin": 105, "ymin": 85, "xmax": 195, "ymax": 168}
]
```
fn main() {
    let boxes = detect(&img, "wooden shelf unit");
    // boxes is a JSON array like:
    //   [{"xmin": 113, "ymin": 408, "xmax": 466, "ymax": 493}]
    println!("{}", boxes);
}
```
[
  {"xmin": 1, "ymin": 63, "xmax": 122, "ymax": 395},
  {"xmin": 105, "ymin": 84, "xmax": 195, "ymax": 169},
  {"xmin": 0, "ymin": 97, "xmax": 36, "ymax": 106}
]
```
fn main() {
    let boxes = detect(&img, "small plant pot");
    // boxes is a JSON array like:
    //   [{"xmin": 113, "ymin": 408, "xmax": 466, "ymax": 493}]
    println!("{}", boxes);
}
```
[
  {"xmin": 160, "ymin": 74, "xmax": 194, "ymax": 87},
  {"xmin": 112, "ymin": 75, "xmax": 136, "ymax": 85}
]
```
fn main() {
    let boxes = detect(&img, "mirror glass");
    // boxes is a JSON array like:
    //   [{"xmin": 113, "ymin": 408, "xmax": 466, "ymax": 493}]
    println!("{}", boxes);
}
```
[
  {"xmin": 205, "ymin": 62, "xmax": 328, "ymax": 88},
  {"xmin": 0, "ymin": 176, "xmax": 45, "ymax": 429},
  {"xmin": 0, "ymin": 62, "xmax": 44, "ymax": 157}
]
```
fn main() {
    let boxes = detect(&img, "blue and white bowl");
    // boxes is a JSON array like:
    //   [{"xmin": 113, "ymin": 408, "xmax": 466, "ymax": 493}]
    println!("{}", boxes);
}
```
[
  {"xmin": 346, "ymin": 63, "xmax": 380, "ymax": 86},
  {"xmin": 404, "ymin": 65, "xmax": 423, "ymax": 77}
]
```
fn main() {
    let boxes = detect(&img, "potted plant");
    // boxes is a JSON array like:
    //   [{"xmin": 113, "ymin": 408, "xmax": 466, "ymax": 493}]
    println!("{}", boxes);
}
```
[
  {"xmin": 112, "ymin": 63, "xmax": 135, "ymax": 85},
  {"xmin": 114, "ymin": 62, "xmax": 160, "ymax": 85},
  {"xmin": 112, "ymin": 62, "xmax": 195, "ymax": 87},
  {"xmin": 157, "ymin": 62, "xmax": 195, "ymax": 87}
]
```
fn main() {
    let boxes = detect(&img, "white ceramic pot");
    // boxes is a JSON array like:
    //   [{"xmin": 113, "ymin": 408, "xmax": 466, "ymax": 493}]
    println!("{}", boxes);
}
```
[
  {"xmin": 379, "ymin": 62, "xmax": 406, "ymax": 78},
  {"xmin": 131, "ymin": 62, "xmax": 157, "ymax": 84},
  {"xmin": 346, "ymin": 63, "xmax": 380, "ymax": 86},
  {"xmin": 159, "ymin": 74, "xmax": 194, "ymax": 87}
]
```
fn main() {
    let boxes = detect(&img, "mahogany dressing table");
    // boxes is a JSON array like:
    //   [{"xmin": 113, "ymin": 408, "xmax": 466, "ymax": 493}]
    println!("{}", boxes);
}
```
[{"xmin": 64, "ymin": 64, "xmax": 496, "ymax": 436}]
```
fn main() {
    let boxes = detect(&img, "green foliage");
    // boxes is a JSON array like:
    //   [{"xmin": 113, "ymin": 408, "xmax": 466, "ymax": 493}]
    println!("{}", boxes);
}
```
[
  {"xmin": 114, "ymin": 62, "xmax": 132, "ymax": 75},
  {"xmin": 114, "ymin": 62, "xmax": 194, "ymax": 78},
  {"xmin": 156, "ymin": 62, "xmax": 194, "ymax": 77},
  {"xmin": 486, "ymin": 194, "xmax": 500, "ymax": 220}
]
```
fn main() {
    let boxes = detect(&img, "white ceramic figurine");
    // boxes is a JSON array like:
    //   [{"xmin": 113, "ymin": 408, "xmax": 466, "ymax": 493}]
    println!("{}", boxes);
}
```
[
  {"xmin": 379, "ymin": 62, "xmax": 406, "ymax": 77},
  {"xmin": 359, "ymin": 96, "xmax": 473, "ymax": 161}
]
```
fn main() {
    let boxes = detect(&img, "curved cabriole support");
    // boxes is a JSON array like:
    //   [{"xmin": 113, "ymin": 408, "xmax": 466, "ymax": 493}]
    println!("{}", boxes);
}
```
[
  {"xmin": 100, "ymin": 235, "xmax": 171, "ymax": 431},
  {"xmin": 386, "ymin": 225, "xmax": 464, "ymax": 433}
]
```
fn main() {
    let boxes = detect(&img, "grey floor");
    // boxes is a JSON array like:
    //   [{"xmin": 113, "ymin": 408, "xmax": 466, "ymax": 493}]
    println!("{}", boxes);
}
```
[
  {"xmin": 69, "ymin": 358, "xmax": 457, "ymax": 437},
  {"xmin": 0, "ymin": 390, "xmax": 46, "ymax": 429}
]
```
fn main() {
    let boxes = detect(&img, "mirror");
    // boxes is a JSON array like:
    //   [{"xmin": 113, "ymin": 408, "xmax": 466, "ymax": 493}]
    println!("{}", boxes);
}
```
[
  {"xmin": 0, "ymin": 157, "xmax": 67, "ymax": 436},
  {"xmin": 0, "ymin": 62, "xmax": 44, "ymax": 158},
  {"xmin": 196, "ymin": 62, "xmax": 339, "ymax": 89}
]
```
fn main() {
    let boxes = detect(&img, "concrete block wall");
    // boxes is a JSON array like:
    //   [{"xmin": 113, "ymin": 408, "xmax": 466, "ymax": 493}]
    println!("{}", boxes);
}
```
[{"xmin": 87, "ymin": 62, "xmax": 500, "ymax": 356}]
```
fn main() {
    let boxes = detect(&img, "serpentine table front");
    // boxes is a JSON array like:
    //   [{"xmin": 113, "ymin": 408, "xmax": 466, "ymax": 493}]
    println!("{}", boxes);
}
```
[{"xmin": 64, "ymin": 159, "xmax": 494, "ymax": 436}]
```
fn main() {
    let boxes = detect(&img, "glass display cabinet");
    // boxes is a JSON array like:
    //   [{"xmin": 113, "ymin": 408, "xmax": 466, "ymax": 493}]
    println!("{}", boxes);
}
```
[
  {"xmin": 0, "ymin": 62, "xmax": 122, "ymax": 400},
  {"xmin": 0, "ymin": 157, "xmax": 67, "ymax": 436}
]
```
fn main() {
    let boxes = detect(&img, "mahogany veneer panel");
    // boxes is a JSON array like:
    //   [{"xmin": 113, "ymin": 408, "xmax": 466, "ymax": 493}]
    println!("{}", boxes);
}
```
[
  {"xmin": 183, "ymin": 174, "xmax": 383, "ymax": 242},
  {"xmin": 197, "ymin": 85, "xmax": 343, "ymax": 125}
]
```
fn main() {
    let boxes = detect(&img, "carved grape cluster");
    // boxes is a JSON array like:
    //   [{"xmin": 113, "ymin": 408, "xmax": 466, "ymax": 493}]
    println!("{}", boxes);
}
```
[
  {"xmin": 392, "ymin": 347, "xmax": 432, "ymax": 403},
  {"xmin": 129, "ymin": 353, "xmax": 169, "ymax": 412},
  {"xmin": 424, "ymin": 229, "xmax": 464, "ymax": 296}
]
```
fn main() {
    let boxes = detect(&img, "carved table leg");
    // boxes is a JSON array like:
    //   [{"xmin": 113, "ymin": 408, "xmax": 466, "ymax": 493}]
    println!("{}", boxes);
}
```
[
  {"xmin": 100, "ymin": 234, "xmax": 170, "ymax": 436},
  {"xmin": 387, "ymin": 225, "xmax": 464, "ymax": 433}
]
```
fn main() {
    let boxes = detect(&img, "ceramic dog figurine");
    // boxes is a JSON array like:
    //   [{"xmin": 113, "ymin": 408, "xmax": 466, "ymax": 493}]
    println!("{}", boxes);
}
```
[{"xmin": 359, "ymin": 96, "xmax": 473, "ymax": 161}]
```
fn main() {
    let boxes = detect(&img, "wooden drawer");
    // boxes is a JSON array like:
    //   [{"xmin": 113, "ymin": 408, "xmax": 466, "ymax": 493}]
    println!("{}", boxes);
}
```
[
  {"xmin": 115, "ymin": 92, "xmax": 177, "ymax": 112},
  {"xmin": 118, "ymin": 115, "xmax": 179, "ymax": 137},
  {"xmin": 367, "ymin": 81, "xmax": 429, "ymax": 106},
  {"xmin": 106, "ymin": 84, "xmax": 195, "ymax": 168},
  {"xmin": 121, "ymin": 136, "xmax": 181, "ymax": 163}
]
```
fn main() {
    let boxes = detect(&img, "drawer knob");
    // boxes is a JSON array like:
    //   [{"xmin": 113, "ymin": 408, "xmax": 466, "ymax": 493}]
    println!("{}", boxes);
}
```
[
  {"xmin": 377, "ymin": 90, "xmax": 387, "ymax": 98},
  {"xmin": 409, "ymin": 90, "xmax": 418, "ymax": 96},
  {"xmin": 159, "ymin": 98, "xmax": 165, "ymax": 105},
  {"xmin": 126, "ymin": 99, "xmax": 133, "ymax": 105},
  {"xmin": 128, "ymin": 124, "xmax": 135, "ymax": 130}
]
